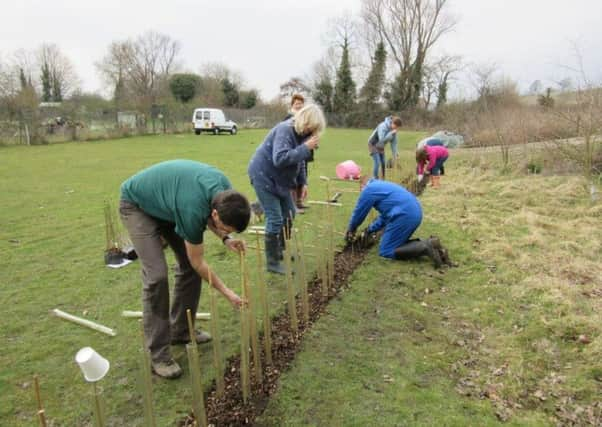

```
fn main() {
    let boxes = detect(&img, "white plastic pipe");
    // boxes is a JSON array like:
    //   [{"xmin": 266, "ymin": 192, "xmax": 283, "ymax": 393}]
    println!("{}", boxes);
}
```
[
  {"xmin": 121, "ymin": 310, "xmax": 210, "ymax": 320},
  {"xmin": 53, "ymin": 309, "xmax": 116, "ymax": 336}
]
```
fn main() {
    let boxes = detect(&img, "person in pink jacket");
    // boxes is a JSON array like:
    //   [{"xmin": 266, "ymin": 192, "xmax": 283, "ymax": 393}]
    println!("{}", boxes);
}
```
[{"xmin": 416, "ymin": 145, "xmax": 449, "ymax": 188}]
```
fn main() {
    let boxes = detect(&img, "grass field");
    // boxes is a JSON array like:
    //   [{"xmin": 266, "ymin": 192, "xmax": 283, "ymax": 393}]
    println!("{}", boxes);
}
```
[{"xmin": 1, "ymin": 129, "xmax": 600, "ymax": 426}]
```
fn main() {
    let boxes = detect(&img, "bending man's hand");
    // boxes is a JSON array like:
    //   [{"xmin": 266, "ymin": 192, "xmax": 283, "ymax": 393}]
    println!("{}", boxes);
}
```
[
  {"xmin": 225, "ymin": 289, "xmax": 246, "ymax": 309},
  {"xmin": 224, "ymin": 238, "xmax": 245, "ymax": 254}
]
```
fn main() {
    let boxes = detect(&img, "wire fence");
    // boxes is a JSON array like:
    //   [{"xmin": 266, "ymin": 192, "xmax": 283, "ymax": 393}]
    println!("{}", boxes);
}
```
[{"xmin": 0, "ymin": 104, "xmax": 288, "ymax": 146}]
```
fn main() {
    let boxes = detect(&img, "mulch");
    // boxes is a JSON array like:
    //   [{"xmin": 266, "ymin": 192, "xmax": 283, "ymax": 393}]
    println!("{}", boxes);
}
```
[{"xmin": 178, "ymin": 245, "xmax": 368, "ymax": 427}]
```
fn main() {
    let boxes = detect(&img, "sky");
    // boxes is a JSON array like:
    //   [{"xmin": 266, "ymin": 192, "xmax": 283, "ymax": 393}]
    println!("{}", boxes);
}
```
[{"xmin": 2, "ymin": 0, "xmax": 601, "ymax": 101}]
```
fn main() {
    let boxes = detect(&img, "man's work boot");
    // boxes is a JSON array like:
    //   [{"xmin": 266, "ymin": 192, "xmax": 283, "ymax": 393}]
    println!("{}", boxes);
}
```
[
  {"xmin": 393, "ymin": 238, "xmax": 442, "ymax": 268},
  {"xmin": 151, "ymin": 359, "xmax": 182, "ymax": 379},
  {"xmin": 265, "ymin": 233, "xmax": 285, "ymax": 274},
  {"xmin": 171, "ymin": 330, "xmax": 212, "ymax": 345}
]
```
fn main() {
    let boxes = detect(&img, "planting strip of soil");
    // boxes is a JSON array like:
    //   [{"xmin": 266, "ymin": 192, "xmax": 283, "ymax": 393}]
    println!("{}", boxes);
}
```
[{"xmin": 178, "ymin": 245, "xmax": 368, "ymax": 426}]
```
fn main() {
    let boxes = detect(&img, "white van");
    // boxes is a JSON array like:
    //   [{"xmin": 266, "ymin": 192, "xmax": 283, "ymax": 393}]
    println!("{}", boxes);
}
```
[{"xmin": 192, "ymin": 108, "xmax": 238, "ymax": 135}]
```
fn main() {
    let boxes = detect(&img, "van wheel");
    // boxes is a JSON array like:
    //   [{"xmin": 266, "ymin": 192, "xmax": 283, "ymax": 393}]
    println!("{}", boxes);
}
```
[
  {"xmin": 213, "ymin": 128, "xmax": 219, "ymax": 135},
  {"xmin": 230, "ymin": 126, "xmax": 237, "ymax": 135},
  {"xmin": 194, "ymin": 130, "xmax": 201, "ymax": 135}
]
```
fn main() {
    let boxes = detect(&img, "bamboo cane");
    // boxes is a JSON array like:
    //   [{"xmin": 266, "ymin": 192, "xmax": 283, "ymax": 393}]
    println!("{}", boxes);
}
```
[
  {"xmin": 283, "ymin": 235, "xmax": 298, "ymax": 335},
  {"xmin": 92, "ymin": 383, "xmax": 106, "ymax": 427},
  {"xmin": 255, "ymin": 233, "xmax": 272, "ymax": 365},
  {"xmin": 33, "ymin": 375, "xmax": 47, "ymax": 427},
  {"xmin": 294, "ymin": 222, "xmax": 310, "ymax": 324},
  {"xmin": 320, "ymin": 221, "xmax": 329, "ymax": 300},
  {"xmin": 52, "ymin": 309, "xmax": 116, "ymax": 336},
  {"xmin": 242, "ymin": 253, "xmax": 262, "ymax": 384},
  {"xmin": 186, "ymin": 310, "xmax": 208, "ymax": 427},
  {"xmin": 207, "ymin": 267, "xmax": 225, "ymax": 397},
  {"xmin": 239, "ymin": 255, "xmax": 250, "ymax": 403},
  {"xmin": 139, "ymin": 331, "xmax": 156, "ymax": 427}
]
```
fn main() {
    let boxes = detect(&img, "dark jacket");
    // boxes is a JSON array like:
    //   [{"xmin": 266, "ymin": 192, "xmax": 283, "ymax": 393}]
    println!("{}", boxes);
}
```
[{"xmin": 248, "ymin": 120, "xmax": 312, "ymax": 197}]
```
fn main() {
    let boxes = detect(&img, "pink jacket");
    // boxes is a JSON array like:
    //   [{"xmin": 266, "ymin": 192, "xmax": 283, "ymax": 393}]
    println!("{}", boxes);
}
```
[{"xmin": 417, "ymin": 145, "xmax": 449, "ymax": 174}]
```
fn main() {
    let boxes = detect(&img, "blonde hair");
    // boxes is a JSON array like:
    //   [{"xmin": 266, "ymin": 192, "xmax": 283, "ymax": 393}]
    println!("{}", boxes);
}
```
[{"xmin": 294, "ymin": 104, "xmax": 326, "ymax": 136}]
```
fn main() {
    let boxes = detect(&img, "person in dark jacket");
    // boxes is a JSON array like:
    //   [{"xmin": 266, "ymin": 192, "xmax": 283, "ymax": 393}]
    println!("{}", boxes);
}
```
[
  {"xmin": 345, "ymin": 177, "xmax": 442, "ymax": 266},
  {"xmin": 248, "ymin": 104, "xmax": 326, "ymax": 274}
]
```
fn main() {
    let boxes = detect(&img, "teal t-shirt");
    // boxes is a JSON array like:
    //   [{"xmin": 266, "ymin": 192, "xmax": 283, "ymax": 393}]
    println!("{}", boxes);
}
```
[{"xmin": 120, "ymin": 160, "xmax": 232, "ymax": 244}]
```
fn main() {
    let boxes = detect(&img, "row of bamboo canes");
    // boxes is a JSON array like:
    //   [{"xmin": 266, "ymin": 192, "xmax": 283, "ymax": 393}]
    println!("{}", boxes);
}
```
[{"xmin": 33, "ymin": 178, "xmax": 367, "ymax": 427}]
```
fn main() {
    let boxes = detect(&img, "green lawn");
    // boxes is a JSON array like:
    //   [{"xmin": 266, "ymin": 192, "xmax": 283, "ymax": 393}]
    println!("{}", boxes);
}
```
[
  {"xmin": 0, "ymin": 128, "xmax": 423, "ymax": 426},
  {"xmin": 258, "ymin": 150, "xmax": 602, "ymax": 426},
  {"xmin": 1, "ymin": 129, "xmax": 600, "ymax": 426}
]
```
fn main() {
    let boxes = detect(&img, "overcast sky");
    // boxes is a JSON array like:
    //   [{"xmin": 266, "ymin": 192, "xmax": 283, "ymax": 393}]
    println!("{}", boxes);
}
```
[{"xmin": 2, "ymin": 0, "xmax": 601, "ymax": 100}]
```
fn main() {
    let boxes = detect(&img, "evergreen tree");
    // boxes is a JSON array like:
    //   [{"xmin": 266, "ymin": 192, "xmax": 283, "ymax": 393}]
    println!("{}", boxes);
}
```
[
  {"xmin": 114, "ymin": 73, "xmax": 126, "ymax": 110},
  {"xmin": 221, "ymin": 77, "xmax": 239, "ymax": 107},
  {"xmin": 239, "ymin": 90, "xmax": 258, "ymax": 109},
  {"xmin": 52, "ymin": 71, "xmax": 62, "ymax": 102},
  {"xmin": 19, "ymin": 68, "xmax": 28, "ymax": 90},
  {"xmin": 313, "ymin": 78, "xmax": 333, "ymax": 113},
  {"xmin": 359, "ymin": 42, "xmax": 386, "ymax": 108},
  {"xmin": 40, "ymin": 62, "xmax": 52, "ymax": 102},
  {"xmin": 332, "ymin": 38, "xmax": 356, "ymax": 114},
  {"xmin": 169, "ymin": 73, "xmax": 201, "ymax": 103},
  {"xmin": 436, "ymin": 74, "xmax": 449, "ymax": 109}
]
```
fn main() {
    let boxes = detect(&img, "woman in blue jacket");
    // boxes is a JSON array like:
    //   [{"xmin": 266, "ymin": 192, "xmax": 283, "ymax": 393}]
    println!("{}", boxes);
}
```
[{"xmin": 248, "ymin": 104, "xmax": 326, "ymax": 274}]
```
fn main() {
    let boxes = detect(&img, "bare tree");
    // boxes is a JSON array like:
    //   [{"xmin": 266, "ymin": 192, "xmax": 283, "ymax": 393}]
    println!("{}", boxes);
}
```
[
  {"xmin": 96, "ymin": 31, "xmax": 181, "ymax": 111},
  {"xmin": 279, "ymin": 77, "xmax": 311, "ymax": 100},
  {"xmin": 37, "ymin": 44, "xmax": 80, "ymax": 101},
  {"xmin": 421, "ymin": 54, "xmax": 461, "ymax": 109},
  {"xmin": 362, "ymin": 0, "xmax": 456, "ymax": 110}
]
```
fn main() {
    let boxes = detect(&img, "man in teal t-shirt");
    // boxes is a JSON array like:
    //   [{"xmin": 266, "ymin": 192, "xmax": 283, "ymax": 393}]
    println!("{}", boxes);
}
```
[{"xmin": 120, "ymin": 160, "xmax": 251, "ymax": 379}]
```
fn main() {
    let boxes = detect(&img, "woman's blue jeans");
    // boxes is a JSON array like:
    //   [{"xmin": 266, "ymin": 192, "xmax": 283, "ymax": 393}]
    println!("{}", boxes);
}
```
[
  {"xmin": 252, "ymin": 186, "xmax": 296, "ymax": 235},
  {"xmin": 371, "ymin": 152, "xmax": 385, "ymax": 178}
]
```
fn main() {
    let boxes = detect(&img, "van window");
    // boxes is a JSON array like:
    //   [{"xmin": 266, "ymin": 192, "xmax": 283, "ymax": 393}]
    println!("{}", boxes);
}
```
[
  {"xmin": 195, "ymin": 111, "xmax": 203, "ymax": 120},
  {"xmin": 203, "ymin": 111, "xmax": 211, "ymax": 120}
]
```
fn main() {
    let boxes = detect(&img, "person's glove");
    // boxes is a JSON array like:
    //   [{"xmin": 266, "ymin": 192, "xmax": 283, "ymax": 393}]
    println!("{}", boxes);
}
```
[{"xmin": 417, "ymin": 174, "xmax": 424, "ymax": 182}]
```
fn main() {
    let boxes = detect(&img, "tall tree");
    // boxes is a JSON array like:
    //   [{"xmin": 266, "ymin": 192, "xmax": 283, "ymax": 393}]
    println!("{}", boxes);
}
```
[
  {"xmin": 362, "ymin": 0, "xmax": 456, "ymax": 110},
  {"xmin": 19, "ymin": 68, "xmax": 28, "ymax": 90},
  {"xmin": 359, "ymin": 41, "xmax": 387, "ymax": 108},
  {"xmin": 37, "ymin": 44, "xmax": 79, "ymax": 101},
  {"xmin": 333, "ymin": 37, "xmax": 356, "ymax": 114},
  {"xmin": 52, "ymin": 71, "xmax": 62, "ymax": 102},
  {"xmin": 40, "ymin": 61, "xmax": 52, "ymax": 102}
]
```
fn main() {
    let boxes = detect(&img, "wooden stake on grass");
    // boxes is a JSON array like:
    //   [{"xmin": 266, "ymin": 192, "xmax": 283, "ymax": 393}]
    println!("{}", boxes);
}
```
[
  {"xmin": 242, "ymin": 253, "xmax": 263, "ymax": 384},
  {"xmin": 283, "ymin": 233, "xmax": 299, "ymax": 335},
  {"xmin": 254, "ymin": 233, "xmax": 272, "ymax": 365},
  {"xmin": 186, "ymin": 309, "xmax": 208, "ymax": 427},
  {"xmin": 239, "ymin": 254, "xmax": 251, "ymax": 403},
  {"xmin": 207, "ymin": 267, "xmax": 225, "ymax": 397},
  {"xmin": 33, "ymin": 375, "xmax": 47, "ymax": 427}
]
